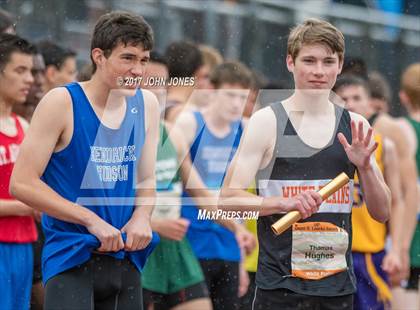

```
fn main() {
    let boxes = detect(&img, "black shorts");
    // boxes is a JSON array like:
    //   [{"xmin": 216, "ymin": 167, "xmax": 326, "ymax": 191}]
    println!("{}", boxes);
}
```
[
  {"xmin": 143, "ymin": 281, "xmax": 209, "ymax": 310},
  {"xmin": 253, "ymin": 287, "xmax": 353, "ymax": 310},
  {"xmin": 44, "ymin": 254, "xmax": 142, "ymax": 310},
  {"xmin": 32, "ymin": 222, "xmax": 44, "ymax": 284},
  {"xmin": 200, "ymin": 259, "xmax": 240, "ymax": 310},
  {"xmin": 406, "ymin": 267, "xmax": 420, "ymax": 290}
]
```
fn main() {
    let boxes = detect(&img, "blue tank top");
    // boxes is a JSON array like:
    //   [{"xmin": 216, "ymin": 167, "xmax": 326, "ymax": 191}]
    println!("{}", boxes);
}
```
[
  {"xmin": 181, "ymin": 111, "xmax": 242, "ymax": 261},
  {"xmin": 41, "ymin": 83, "xmax": 159, "ymax": 284}
]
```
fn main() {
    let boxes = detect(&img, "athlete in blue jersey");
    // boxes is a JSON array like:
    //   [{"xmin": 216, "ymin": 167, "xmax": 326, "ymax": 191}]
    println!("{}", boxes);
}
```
[
  {"xmin": 174, "ymin": 61, "xmax": 255, "ymax": 310},
  {"xmin": 10, "ymin": 12, "xmax": 160, "ymax": 310}
]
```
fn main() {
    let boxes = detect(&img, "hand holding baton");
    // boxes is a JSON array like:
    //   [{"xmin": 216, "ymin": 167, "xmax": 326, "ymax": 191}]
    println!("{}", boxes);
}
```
[{"xmin": 271, "ymin": 172, "xmax": 350, "ymax": 235}]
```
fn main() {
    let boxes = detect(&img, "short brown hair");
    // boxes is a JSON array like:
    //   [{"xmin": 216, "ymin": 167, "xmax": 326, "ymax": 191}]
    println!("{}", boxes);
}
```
[
  {"xmin": 210, "ymin": 61, "xmax": 252, "ymax": 89},
  {"xmin": 91, "ymin": 11, "xmax": 153, "ymax": 73},
  {"xmin": 199, "ymin": 45, "xmax": 223, "ymax": 70},
  {"xmin": 287, "ymin": 18, "xmax": 345, "ymax": 62},
  {"xmin": 401, "ymin": 63, "xmax": 420, "ymax": 108},
  {"xmin": 368, "ymin": 71, "xmax": 392, "ymax": 104}
]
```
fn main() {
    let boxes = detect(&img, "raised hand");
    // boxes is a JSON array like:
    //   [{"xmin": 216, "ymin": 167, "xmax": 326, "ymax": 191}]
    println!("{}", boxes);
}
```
[{"xmin": 338, "ymin": 120, "xmax": 378, "ymax": 170}]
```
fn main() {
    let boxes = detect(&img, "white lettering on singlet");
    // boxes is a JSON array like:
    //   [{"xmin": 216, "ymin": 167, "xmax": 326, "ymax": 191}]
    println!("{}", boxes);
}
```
[
  {"xmin": 258, "ymin": 179, "xmax": 354, "ymax": 213},
  {"xmin": 201, "ymin": 146, "xmax": 234, "ymax": 173},
  {"xmin": 89, "ymin": 145, "xmax": 136, "ymax": 182},
  {"xmin": 0, "ymin": 144, "xmax": 20, "ymax": 166}
]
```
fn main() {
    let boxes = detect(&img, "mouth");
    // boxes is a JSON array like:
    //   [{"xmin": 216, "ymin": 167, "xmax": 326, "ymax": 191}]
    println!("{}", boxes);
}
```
[{"xmin": 308, "ymin": 81, "xmax": 327, "ymax": 86}]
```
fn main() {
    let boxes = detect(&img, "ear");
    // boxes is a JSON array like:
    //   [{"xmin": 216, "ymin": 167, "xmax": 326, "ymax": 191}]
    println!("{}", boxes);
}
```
[
  {"xmin": 91, "ymin": 48, "xmax": 105, "ymax": 70},
  {"xmin": 286, "ymin": 55, "xmax": 294, "ymax": 73},
  {"xmin": 44, "ymin": 66, "xmax": 56, "ymax": 83},
  {"xmin": 399, "ymin": 90, "xmax": 410, "ymax": 108}
]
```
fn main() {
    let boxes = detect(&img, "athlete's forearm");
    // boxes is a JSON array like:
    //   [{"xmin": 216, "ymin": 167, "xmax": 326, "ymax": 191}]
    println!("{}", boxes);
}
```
[
  {"xmin": 10, "ymin": 177, "xmax": 96, "ymax": 226},
  {"xmin": 185, "ymin": 187, "xmax": 240, "ymax": 232},
  {"xmin": 220, "ymin": 188, "xmax": 282, "ymax": 216},
  {"xmin": 358, "ymin": 166, "xmax": 391, "ymax": 223},
  {"xmin": 133, "ymin": 189, "xmax": 155, "ymax": 219},
  {"xmin": 390, "ymin": 199, "xmax": 405, "ymax": 253},
  {"xmin": 0, "ymin": 199, "xmax": 34, "ymax": 217}
]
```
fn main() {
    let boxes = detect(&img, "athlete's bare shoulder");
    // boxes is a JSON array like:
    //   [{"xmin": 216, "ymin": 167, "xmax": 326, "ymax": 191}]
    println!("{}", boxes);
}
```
[
  {"xmin": 173, "ymin": 109, "xmax": 197, "ymax": 146},
  {"xmin": 395, "ymin": 116, "xmax": 417, "ymax": 156},
  {"xmin": 33, "ymin": 87, "xmax": 72, "ymax": 130},
  {"xmin": 244, "ymin": 105, "xmax": 276, "ymax": 162}
]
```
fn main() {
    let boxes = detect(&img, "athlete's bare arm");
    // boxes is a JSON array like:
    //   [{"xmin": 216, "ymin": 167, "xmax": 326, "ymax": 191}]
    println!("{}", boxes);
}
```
[
  {"xmin": 221, "ymin": 107, "xmax": 322, "ymax": 217},
  {"xmin": 395, "ymin": 117, "xmax": 419, "ymax": 275},
  {"xmin": 379, "ymin": 116, "xmax": 418, "ymax": 248},
  {"xmin": 10, "ymin": 88, "xmax": 124, "ymax": 252},
  {"xmin": 381, "ymin": 138, "xmax": 404, "ymax": 280},
  {"xmin": 342, "ymin": 112, "xmax": 390, "ymax": 223},
  {"xmin": 122, "ymin": 89, "xmax": 159, "ymax": 251}
]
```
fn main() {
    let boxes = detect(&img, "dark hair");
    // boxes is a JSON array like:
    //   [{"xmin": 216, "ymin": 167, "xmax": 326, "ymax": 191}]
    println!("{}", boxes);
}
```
[
  {"xmin": 333, "ymin": 74, "xmax": 370, "ymax": 96},
  {"xmin": 37, "ymin": 40, "xmax": 76, "ymax": 69},
  {"xmin": 0, "ymin": 9, "xmax": 14, "ymax": 33},
  {"xmin": 0, "ymin": 33, "xmax": 36, "ymax": 70},
  {"xmin": 164, "ymin": 41, "xmax": 203, "ymax": 79},
  {"xmin": 342, "ymin": 57, "xmax": 368, "ymax": 79},
  {"xmin": 210, "ymin": 61, "xmax": 253, "ymax": 89},
  {"xmin": 150, "ymin": 51, "xmax": 167, "ymax": 66},
  {"xmin": 91, "ymin": 11, "xmax": 154, "ymax": 73}
]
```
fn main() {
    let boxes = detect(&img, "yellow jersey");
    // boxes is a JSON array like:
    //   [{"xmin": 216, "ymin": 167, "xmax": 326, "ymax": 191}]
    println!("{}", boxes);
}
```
[{"xmin": 352, "ymin": 134, "xmax": 386, "ymax": 253}]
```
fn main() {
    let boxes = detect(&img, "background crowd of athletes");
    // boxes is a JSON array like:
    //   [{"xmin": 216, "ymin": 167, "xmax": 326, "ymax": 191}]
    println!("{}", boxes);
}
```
[{"xmin": 0, "ymin": 7, "xmax": 419, "ymax": 310}]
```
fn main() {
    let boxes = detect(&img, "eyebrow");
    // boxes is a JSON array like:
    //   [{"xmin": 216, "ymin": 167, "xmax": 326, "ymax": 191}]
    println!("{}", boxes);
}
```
[
  {"xmin": 15, "ymin": 65, "xmax": 30, "ymax": 70},
  {"xmin": 120, "ymin": 53, "xmax": 137, "ymax": 58},
  {"xmin": 120, "ymin": 53, "xmax": 150, "ymax": 61}
]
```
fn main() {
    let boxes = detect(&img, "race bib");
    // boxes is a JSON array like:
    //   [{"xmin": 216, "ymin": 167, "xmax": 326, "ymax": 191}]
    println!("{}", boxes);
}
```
[{"xmin": 291, "ymin": 222, "xmax": 348, "ymax": 280}]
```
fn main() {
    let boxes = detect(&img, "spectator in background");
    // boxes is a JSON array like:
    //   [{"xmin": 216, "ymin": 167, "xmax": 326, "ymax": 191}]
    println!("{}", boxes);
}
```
[
  {"xmin": 368, "ymin": 71, "xmax": 392, "ymax": 114},
  {"xmin": 37, "ymin": 40, "xmax": 77, "ymax": 92},
  {"xmin": 174, "ymin": 61, "xmax": 255, "ymax": 310},
  {"xmin": 140, "ymin": 51, "xmax": 169, "ymax": 112},
  {"xmin": 333, "ymin": 75, "xmax": 404, "ymax": 310},
  {"xmin": 189, "ymin": 44, "xmax": 224, "ymax": 109},
  {"xmin": 11, "ymin": 48, "xmax": 46, "ymax": 310},
  {"xmin": 242, "ymin": 70, "xmax": 267, "ymax": 118},
  {"xmin": 77, "ymin": 63, "xmax": 92, "ymax": 82},
  {"xmin": 393, "ymin": 63, "xmax": 420, "ymax": 310},
  {"xmin": 341, "ymin": 57, "xmax": 368, "ymax": 79},
  {"xmin": 0, "ymin": 9, "xmax": 15, "ymax": 34},
  {"xmin": 0, "ymin": 33, "xmax": 37, "ymax": 310},
  {"xmin": 164, "ymin": 41, "xmax": 203, "ymax": 122},
  {"xmin": 13, "ymin": 51, "xmax": 46, "ymax": 121}
]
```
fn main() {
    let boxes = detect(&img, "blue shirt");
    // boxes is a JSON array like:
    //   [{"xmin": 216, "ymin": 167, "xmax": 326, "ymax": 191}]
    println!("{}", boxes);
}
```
[
  {"xmin": 181, "ymin": 111, "xmax": 242, "ymax": 262},
  {"xmin": 41, "ymin": 83, "xmax": 159, "ymax": 284}
]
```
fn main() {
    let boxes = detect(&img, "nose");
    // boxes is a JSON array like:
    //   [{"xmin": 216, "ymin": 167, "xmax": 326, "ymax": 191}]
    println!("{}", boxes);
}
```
[
  {"xmin": 343, "ymin": 98, "xmax": 355, "ymax": 111},
  {"xmin": 312, "ymin": 61, "xmax": 325, "ymax": 77},
  {"xmin": 131, "ymin": 62, "xmax": 144, "ymax": 77},
  {"xmin": 26, "ymin": 71, "xmax": 34, "ymax": 84}
]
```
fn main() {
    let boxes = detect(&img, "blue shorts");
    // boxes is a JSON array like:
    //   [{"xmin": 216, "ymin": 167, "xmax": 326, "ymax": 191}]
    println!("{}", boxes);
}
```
[
  {"xmin": 352, "ymin": 250, "xmax": 390, "ymax": 310},
  {"xmin": 0, "ymin": 242, "xmax": 33, "ymax": 310}
]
